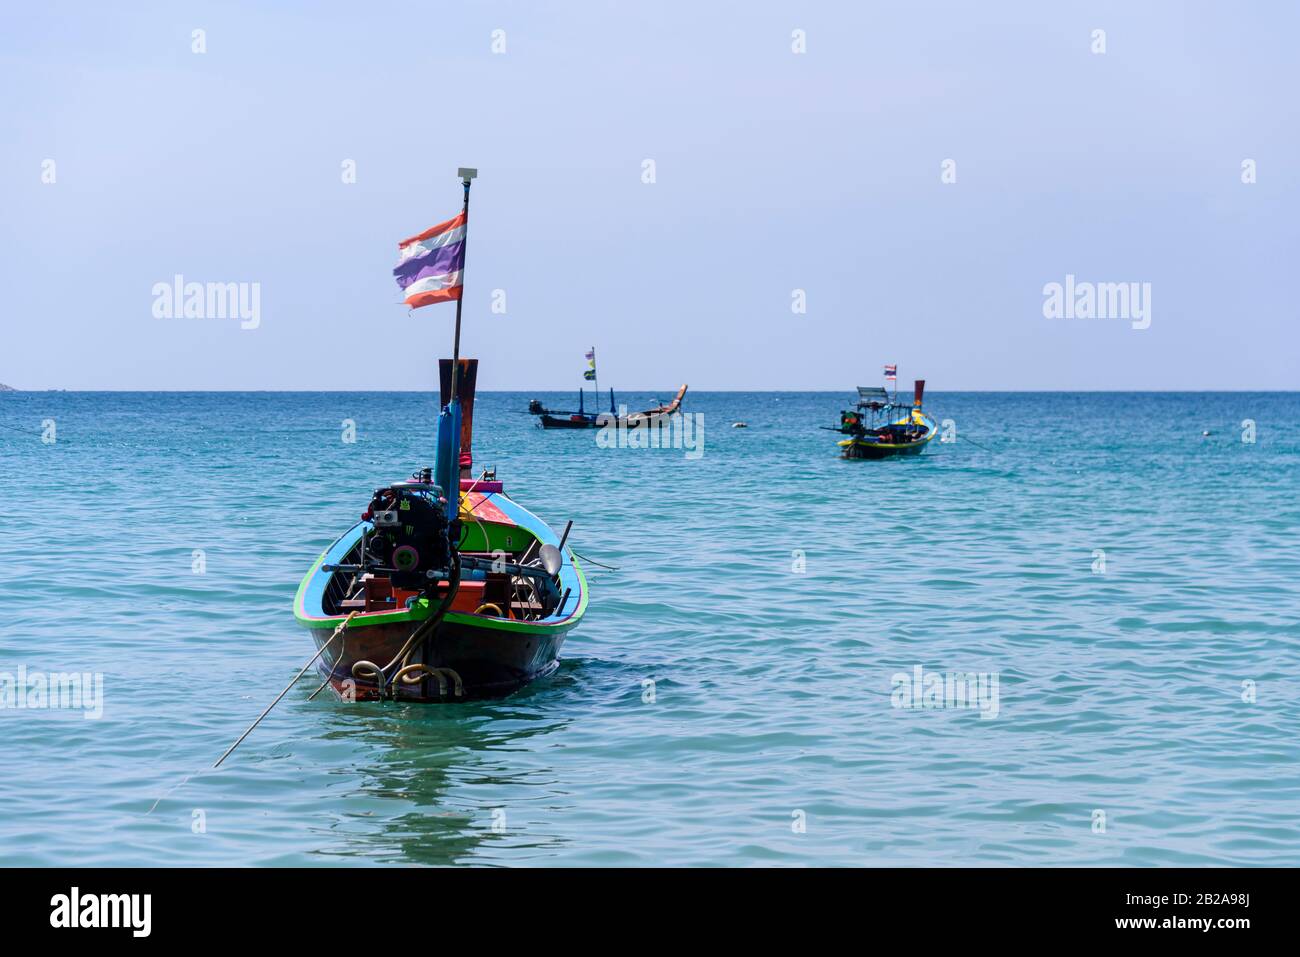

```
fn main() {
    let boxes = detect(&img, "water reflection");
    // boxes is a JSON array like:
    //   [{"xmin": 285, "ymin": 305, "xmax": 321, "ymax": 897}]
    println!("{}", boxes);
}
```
[{"xmin": 302, "ymin": 672, "xmax": 579, "ymax": 865}]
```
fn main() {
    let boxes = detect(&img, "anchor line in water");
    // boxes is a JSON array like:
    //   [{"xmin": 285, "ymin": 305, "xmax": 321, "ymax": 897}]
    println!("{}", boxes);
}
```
[
  {"xmin": 952, "ymin": 434, "xmax": 998, "ymax": 453},
  {"xmin": 213, "ymin": 611, "xmax": 358, "ymax": 769}
]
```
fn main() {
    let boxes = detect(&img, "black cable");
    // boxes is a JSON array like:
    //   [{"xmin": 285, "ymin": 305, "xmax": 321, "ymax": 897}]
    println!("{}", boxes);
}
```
[
  {"xmin": 954, "ymin": 434, "xmax": 997, "ymax": 453},
  {"xmin": 0, "ymin": 421, "xmax": 70, "ymax": 443},
  {"xmin": 571, "ymin": 548, "xmax": 619, "ymax": 571}
]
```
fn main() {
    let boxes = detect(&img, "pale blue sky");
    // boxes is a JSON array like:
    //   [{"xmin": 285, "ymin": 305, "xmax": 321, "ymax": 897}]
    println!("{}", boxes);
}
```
[{"xmin": 2, "ymin": 1, "xmax": 1296, "ymax": 390}]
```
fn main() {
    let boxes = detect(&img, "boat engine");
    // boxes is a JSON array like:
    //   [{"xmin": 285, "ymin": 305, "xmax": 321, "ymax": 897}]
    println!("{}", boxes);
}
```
[{"xmin": 363, "ymin": 484, "xmax": 453, "ymax": 590}]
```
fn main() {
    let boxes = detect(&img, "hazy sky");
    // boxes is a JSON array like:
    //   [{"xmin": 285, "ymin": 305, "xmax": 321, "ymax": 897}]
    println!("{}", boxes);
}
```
[{"xmin": 2, "ymin": 1, "xmax": 1296, "ymax": 390}]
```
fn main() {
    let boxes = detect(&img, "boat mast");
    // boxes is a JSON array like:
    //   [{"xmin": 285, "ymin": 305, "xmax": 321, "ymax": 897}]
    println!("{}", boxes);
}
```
[
  {"xmin": 449, "ymin": 168, "xmax": 476, "ymax": 406},
  {"xmin": 434, "ymin": 167, "xmax": 476, "ymax": 518}
]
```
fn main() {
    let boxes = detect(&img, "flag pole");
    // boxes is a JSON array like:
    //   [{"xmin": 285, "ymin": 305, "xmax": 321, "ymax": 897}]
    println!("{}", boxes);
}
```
[
  {"xmin": 592, "ymin": 347, "xmax": 598, "ymax": 411},
  {"xmin": 449, "ymin": 168, "xmax": 476, "ymax": 406},
  {"xmin": 433, "ymin": 167, "xmax": 476, "ymax": 515}
]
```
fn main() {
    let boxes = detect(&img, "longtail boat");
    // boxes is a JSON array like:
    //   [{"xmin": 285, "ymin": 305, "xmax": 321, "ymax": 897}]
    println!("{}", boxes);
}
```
[
  {"xmin": 527, "ymin": 347, "xmax": 687, "ymax": 428},
  {"xmin": 294, "ymin": 169, "xmax": 586, "ymax": 701},
  {"xmin": 829, "ymin": 371, "xmax": 938, "ymax": 459}
]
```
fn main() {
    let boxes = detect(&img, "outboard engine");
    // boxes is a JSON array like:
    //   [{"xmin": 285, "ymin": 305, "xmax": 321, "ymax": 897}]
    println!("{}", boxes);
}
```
[
  {"xmin": 363, "ymin": 482, "xmax": 453, "ymax": 590},
  {"xmin": 528, "ymin": 398, "xmax": 545, "ymax": 415}
]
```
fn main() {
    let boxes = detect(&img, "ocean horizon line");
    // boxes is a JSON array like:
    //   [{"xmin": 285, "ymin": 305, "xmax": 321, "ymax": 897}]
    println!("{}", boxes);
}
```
[{"xmin": 2, "ymin": 388, "xmax": 1297, "ymax": 395}]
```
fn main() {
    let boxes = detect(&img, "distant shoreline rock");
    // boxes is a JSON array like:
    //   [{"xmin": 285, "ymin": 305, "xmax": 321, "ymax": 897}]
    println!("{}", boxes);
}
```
[{"xmin": 0, "ymin": 383, "xmax": 15, "ymax": 392}]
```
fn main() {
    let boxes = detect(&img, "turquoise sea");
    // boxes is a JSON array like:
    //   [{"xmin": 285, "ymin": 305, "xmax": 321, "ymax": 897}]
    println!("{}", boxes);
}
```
[{"xmin": 1, "ymin": 390, "xmax": 1297, "ymax": 866}]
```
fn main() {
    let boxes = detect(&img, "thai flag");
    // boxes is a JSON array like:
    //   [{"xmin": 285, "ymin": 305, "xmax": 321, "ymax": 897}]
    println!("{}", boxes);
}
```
[
  {"xmin": 884, "ymin": 364, "xmax": 897, "ymax": 380},
  {"xmin": 584, "ymin": 349, "xmax": 595, "ymax": 361},
  {"xmin": 393, "ymin": 211, "xmax": 466, "ymax": 308}
]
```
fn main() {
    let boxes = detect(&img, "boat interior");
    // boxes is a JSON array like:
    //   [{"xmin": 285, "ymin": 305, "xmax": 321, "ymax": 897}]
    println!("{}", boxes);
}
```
[
  {"xmin": 869, "ymin": 420, "xmax": 930, "ymax": 443},
  {"xmin": 842, "ymin": 411, "xmax": 931, "ymax": 444},
  {"xmin": 322, "ymin": 526, "xmax": 564, "ymax": 622}
]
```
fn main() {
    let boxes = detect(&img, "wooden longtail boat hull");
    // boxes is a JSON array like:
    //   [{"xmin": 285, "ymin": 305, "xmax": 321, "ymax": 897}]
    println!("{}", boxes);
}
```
[
  {"xmin": 294, "ymin": 491, "xmax": 587, "ymax": 701},
  {"xmin": 537, "ymin": 410, "xmax": 681, "ymax": 430},
  {"xmin": 838, "ymin": 414, "xmax": 938, "ymax": 459},
  {"xmin": 538, "ymin": 413, "xmax": 602, "ymax": 429},
  {"xmin": 309, "ymin": 612, "xmax": 568, "ymax": 700}
]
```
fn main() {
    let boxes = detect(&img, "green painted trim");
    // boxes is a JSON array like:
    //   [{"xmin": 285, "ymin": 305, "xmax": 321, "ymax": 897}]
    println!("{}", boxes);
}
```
[
  {"xmin": 292, "ymin": 549, "xmax": 327, "ymax": 623},
  {"xmin": 294, "ymin": 551, "xmax": 589, "ymax": 636}
]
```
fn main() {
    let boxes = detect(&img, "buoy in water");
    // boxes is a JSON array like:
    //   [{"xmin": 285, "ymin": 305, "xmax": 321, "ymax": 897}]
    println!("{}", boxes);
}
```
[{"xmin": 732, "ymin": 421, "xmax": 748, "ymax": 428}]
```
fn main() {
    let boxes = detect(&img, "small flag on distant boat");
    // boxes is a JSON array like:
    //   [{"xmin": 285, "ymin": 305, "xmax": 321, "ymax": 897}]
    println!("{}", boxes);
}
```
[
  {"xmin": 884, "ymin": 364, "xmax": 897, "ymax": 380},
  {"xmin": 393, "ymin": 211, "xmax": 466, "ymax": 308}
]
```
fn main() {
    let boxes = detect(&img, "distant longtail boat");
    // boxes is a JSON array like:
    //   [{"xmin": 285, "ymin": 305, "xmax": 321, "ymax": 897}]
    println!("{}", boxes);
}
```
[
  {"xmin": 827, "ymin": 368, "xmax": 938, "ymax": 459},
  {"xmin": 527, "ymin": 347, "xmax": 688, "ymax": 428}
]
